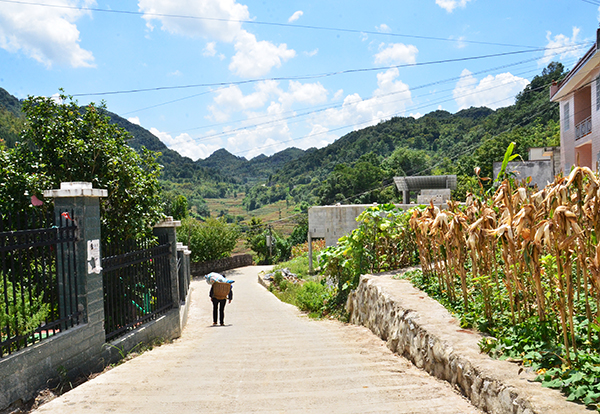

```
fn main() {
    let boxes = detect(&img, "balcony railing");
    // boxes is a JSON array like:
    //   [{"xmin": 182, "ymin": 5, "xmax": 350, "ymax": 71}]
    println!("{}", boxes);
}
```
[{"xmin": 576, "ymin": 116, "xmax": 592, "ymax": 140}]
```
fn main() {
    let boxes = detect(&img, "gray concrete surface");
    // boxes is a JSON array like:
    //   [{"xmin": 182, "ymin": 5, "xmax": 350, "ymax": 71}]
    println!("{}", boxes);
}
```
[{"xmin": 33, "ymin": 265, "xmax": 482, "ymax": 414}]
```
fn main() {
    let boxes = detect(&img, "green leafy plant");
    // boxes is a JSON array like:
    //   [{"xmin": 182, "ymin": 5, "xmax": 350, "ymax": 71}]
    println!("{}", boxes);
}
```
[
  {"xmin": 179, "ymin": 217, "xmax": 239, "ymax": 263},
  {"xmin": 0, "ymin": 279, "xmax": 50, "ymax": 342}
]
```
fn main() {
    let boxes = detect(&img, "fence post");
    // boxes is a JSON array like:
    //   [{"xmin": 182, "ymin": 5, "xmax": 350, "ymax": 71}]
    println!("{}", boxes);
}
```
[
  {"xmin": 43, "ymin": 182, "xmax": 107, "ymax": 327},
  {"xmin": 153, "ymin": 217, "xmax": 181, "ymax": 309}
]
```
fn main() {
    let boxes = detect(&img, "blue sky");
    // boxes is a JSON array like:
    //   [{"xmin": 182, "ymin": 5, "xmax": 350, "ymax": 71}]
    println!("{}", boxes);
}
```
[{"xmin": 1, "ymin": 0, "xmax": 598, "ymax": 161}]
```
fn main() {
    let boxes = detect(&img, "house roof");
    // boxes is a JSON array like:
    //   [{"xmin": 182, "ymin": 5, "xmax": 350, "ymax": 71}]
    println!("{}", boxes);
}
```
[
  {"xmin": 550, "ymin": 40, "xmax": 600, "ymax": 102},
  {"xmin": 393, "ymin": 175, "xmax": 457, "ymax": 191}
]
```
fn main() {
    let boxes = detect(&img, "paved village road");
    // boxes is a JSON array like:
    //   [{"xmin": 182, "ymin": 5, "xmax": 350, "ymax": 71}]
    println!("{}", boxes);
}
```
[{"xmin": 34, "ymin": 266, "xmax": 482, "ymax": 414}]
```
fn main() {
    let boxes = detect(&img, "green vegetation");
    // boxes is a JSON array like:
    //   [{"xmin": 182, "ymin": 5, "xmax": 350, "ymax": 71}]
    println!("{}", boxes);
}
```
[
  {"xmin": 318, "ymin": 204, "xmax": 420, "ymax": 311},
  {"xmin": 178, "ymin": 217, "xmax": 240, "ymax": 263},
  {"xmin": 244, "ymin": 217, "xmax": 291, "ymax": 264},
  {"xmin": 0, "ymin": 93, "xmax": 165, "ymax": 241},
  {"xmin": 0, "ymin": 280, "xmax": 50, "ymax": 340}
]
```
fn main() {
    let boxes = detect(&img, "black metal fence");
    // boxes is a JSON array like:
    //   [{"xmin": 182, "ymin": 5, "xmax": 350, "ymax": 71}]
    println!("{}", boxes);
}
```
[
  {"xmin": 0, "ymin": 210, "xmax": 80, "ymax": 358},
  {"xmin": 102, "ymin": 235, "xmax": 173, "ymax": 341}
]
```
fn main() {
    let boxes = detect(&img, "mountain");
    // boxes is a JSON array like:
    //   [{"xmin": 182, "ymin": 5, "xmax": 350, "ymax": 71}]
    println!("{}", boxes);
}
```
[
  {"xmin": 0, "ymin": 88, "xmax": 22, "ymax": 117},
  {"xmin": 238, "ymin": 62, "xmax": 565, "ymax": 209},
  {"xmin": 196, "ymin": 147, "xmax": 306, "ymax": 184},
  {"xmin": 197, "ymin": 148, "xmax": 248, "ymax": 173}
]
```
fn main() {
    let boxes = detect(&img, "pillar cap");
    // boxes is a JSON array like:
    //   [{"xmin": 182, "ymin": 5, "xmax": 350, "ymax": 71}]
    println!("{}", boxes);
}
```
[
  {"xmin": 154, "ymin": 216, "xmax": 181, "ymax": 228},
  {"xmin": 43, "ymin": 182, "xmax": 108, "ymax": 198}
]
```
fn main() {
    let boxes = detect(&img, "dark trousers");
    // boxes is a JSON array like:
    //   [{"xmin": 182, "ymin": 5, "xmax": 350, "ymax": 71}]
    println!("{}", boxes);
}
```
[{"xmin": 212, "ymin": 298, "xmax": 227, "ymax": 324}]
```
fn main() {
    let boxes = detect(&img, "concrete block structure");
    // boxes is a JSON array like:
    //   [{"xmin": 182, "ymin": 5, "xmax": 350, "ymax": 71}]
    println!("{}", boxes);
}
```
[{"xmin": 492, "ymin": 147, "xmax": 561, "ymax": 187}]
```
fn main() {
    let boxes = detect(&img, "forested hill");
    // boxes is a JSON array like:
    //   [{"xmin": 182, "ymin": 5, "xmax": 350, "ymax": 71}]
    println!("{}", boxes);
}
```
[
  {"xmin": 241, "ymin": 62, "xmax": 565, "ymax": 210},
  {"xmin": 197, "ymin": 147, "xmax": 306, "ymax": 182}
]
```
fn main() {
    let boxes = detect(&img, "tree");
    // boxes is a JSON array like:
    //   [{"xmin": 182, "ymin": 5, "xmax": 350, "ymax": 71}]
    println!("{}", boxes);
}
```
[
  {"xmin": 6, "ymin": 93, "xmax": 164, "ymax": 241},
  {"xmin": 170, "ymin": 195, "xmax": 189, "ymax": 220},
  {"xmin": 244, "ymin": 217, "xmax": 290, "ymax": 264},
  {"xmin": 178, "ymin": 217, "xmax": 240, "ymax": 263}
]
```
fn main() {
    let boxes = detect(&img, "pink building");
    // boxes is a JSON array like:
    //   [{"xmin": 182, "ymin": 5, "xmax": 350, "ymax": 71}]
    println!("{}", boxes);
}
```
[{"xmin": 550, "ymin": 32, "xmax": 600, "ymax": 172}]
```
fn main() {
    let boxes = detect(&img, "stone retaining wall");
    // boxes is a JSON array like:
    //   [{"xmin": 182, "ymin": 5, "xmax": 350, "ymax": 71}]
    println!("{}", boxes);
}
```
[
  {"xmin": 346, "ymin": 272, "xmax": 590, "ymax": 414},
  {"xmin": 191, "ymin": 254, "xmax": 254, "ymax": 277}
]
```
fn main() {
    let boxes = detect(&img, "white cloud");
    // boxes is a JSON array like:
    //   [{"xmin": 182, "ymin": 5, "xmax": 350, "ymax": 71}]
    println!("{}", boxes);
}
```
[
  {"xmin": 279, "ymin": 81, "xmax": 328, "ymax": 108},
  {"xmin": 128, "ymin": 117, "xmax": 141, "ymax": 126},
  {"xmin": 410, "ymin": 112, "xmax": 424, "ymax": 119},
  {"xmin": 313, "ymin": 68, "xmax": 412, "ymax": 131},
  {"xmin": 304, "ymin": 48, "xmax": 319, "ymax": 57},
  {"xmin": 168, "ymin": 70, "xmax": 182, "ymax": 76},
  {"xmin": 376, "ymin": 24, "xmax": 392, "ymax": 33},
  {"xmin": 288, "ymin": 11, "xmax": 303, "ymax": 23},
  {"xmin": 451, "ymin": 36, "xmax": 467, "ymax": 49},
  {"xmin": 138, "ymin": 0, "xmax": 249, "ymax": 43},
  {"xmin": 204, "ymin": 79, "xmax": 330, "ymax": 157},
  {"xmin": 435, "ymin": 0, "xmax": 473, "ymax": 13},
  {"xmin": 453, "ymin": 69, "xmax": 529, "ymax": 110},
  {"xmin": 540, "ymin": 27, "xmax": 584, "ymax": 67},
  {"xmin": 150, "ymin": 127, "xmax": 220, "ymax": 160},
  {"xmin": 138, "ymin": 0, "xmax": 295, "ymax": 78},
  {"xmin": 229, "ymin": 31, "xmax": 295, "ymax": 77},
  {"xmin": 374, "ymin": 43, "xmax": 418, "ymax": 65},
  {"xmin": 209, "ymin": 80, "xmax": 280, "ymax": 121},
  {"xmin": 0, "ymin": 0, "xmax": 95, "ymax": 68},
  {"xmin": 203, "ymin": 41, "xmax": 217, "ymax": 57}
]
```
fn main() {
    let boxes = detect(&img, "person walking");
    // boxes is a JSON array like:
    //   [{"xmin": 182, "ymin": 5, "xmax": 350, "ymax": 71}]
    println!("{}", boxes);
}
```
[{"xmin": 209, "ymin": 282, "xmax": 233, "ymax": 326}]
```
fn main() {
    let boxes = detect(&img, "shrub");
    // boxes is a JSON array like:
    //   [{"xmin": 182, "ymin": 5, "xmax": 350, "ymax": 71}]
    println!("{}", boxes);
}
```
[
  {"xmin": 179, "ymin": 217, "xmax": 239, "ymax": 263},
  {"xmin": 296, "ymin": 282, "xmax": 331, "ymax": 314}
]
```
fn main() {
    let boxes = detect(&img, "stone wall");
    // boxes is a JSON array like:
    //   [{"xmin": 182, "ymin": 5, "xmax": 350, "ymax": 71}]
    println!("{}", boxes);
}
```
[
  {"xmin": 346, "ymin": 272, "xmax": 590, "ymax": 414},
  {"xmin": 191, "ymin": 254, "xmax": 254, "ymax": 277}
]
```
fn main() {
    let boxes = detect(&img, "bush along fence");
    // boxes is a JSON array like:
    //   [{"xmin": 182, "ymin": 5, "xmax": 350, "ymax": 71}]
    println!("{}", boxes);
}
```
[
  {"xmin": 408, "ymin": 167, "xmax": 600, "ymax": 409},
  {"xmin": 0, "ymin": 182, "xmax": 192, "ymax": 412}
]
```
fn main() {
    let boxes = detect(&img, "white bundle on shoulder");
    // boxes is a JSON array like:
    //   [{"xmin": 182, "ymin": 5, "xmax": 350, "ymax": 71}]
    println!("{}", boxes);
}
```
[{"xmin": 204, "ymin": 272, "xmax": 234, "ymax": 285}]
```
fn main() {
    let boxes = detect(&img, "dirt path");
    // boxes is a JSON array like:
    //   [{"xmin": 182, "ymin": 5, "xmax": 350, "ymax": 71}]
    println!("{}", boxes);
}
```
[{"xmin": 33, "ymin": 266, "xmax": 482, "ymax": 413}]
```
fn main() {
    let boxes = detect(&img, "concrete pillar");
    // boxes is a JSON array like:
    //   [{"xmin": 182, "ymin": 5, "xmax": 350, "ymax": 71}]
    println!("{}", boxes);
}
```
[
  {"xmin": 43, "ymin": 182, "xmax": 107, "ymax": 326},
  {"xmin": 176, "ymin": 242, "xmax": 191, "ymax": 303},
  {"xmin": 154, "ymin": 217, "xmax": 181, "ymax": 309}
]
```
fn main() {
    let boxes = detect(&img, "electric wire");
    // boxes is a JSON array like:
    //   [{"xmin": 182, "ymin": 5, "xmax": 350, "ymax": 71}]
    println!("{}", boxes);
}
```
[
  {"xmin": 72, "ymin": 44, "xmax": 591, "ymax": 97},
  {"xmin": 129, "ymin": 51, "xmax": 583, "ymax": 151},
  {"xmin": 0, "ymin": 0, "xmax": 544, "ymax": 49}
]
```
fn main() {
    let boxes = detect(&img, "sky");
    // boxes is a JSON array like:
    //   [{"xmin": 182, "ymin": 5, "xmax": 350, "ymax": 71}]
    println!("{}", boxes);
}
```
[{"xmin": 1, "ymin": 0, "xmax": 599, "ymax": 161}]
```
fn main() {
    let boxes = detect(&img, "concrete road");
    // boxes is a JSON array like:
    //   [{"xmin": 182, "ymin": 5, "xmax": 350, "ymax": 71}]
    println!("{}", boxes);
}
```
[{"xmin": 34, "ymin": 266, "xmax": 482, "ymax": 414}]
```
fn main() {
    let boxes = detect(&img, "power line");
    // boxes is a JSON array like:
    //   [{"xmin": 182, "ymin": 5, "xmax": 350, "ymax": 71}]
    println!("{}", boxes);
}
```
[
  {"xmin": 71, "ymin": 44, "xmax": 591, "ymax": 97},
  {"xmin": 158, "ymin": 54, "xmax": 578, "ymax": 155},
  {"xmin": 0, "ymin": 0, "xmax": 543, "ymax": 49},
  {"xmin": 124, "ymin": 49, "xmax": 583, "ymax": 158}
]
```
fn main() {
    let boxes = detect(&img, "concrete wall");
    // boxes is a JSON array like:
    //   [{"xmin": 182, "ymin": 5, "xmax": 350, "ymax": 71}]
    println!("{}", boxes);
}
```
[
  {"xmin": 492, "ymin": 160, "xmax": 554, "ymax": 187},
  {"xmin": 308, "ymin": 205, "xmax": 378, "ymax": 247}
]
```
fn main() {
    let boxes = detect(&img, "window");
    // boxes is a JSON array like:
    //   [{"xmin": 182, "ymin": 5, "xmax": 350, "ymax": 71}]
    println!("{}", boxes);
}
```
[
  {"xmin": 597, "ymin": 75, "xmax": 600, "ymax": 111},
  {"xmin": 564, "ymin": 102, "xmax": 570, "ymax": 131}
]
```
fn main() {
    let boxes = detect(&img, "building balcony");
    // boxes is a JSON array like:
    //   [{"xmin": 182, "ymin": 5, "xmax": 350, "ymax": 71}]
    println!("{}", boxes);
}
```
[{"xmin": 576, "ymin": 116, "xmax": 592, "ymax": 141}]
